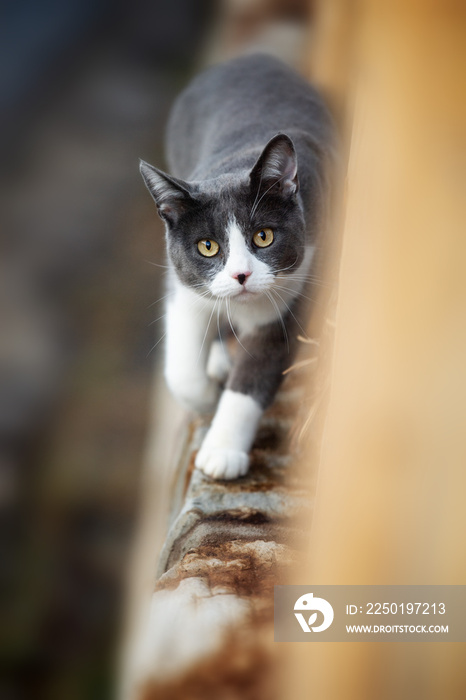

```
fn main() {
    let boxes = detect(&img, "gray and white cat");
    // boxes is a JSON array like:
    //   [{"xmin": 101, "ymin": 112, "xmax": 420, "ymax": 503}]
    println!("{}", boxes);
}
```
[{"xmin": 140, "ymin": 54, "xmax": 334, "ymax": 480}]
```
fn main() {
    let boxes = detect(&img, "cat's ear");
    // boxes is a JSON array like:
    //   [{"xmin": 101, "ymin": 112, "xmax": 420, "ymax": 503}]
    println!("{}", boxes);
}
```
[
  {"xmin": 250, "ymin": 134, "xmax": 298, "ymax": 198},
  {"xmin": 139, "ymin": 160, "xmax": 194, "ymax": 225},
  {"xmin": 250, "ymin": 134, "xmax": 298, "ymax": 197}
]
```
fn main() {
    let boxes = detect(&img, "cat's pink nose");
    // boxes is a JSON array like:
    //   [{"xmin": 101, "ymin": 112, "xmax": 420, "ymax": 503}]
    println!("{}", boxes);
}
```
[{"xmin": 233, "ymin": 271, "xmax": 251, "ymax": 285}]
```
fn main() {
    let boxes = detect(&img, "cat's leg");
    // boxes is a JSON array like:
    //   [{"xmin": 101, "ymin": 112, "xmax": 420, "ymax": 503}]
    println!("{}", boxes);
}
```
[
  {"xmin": 164, "ymin": 285, "xmax": 220, "ymax": 413},
  {"xmin": 195, "ymin": 389, "xmax": 262, "ymax": 479},
  {"xmin": 206, "ymin": 338, "xmax": 231, "ymax": 384},
  {"xmin": 196, "ymin": 313, "xmax": 299, "ymax": 479}
]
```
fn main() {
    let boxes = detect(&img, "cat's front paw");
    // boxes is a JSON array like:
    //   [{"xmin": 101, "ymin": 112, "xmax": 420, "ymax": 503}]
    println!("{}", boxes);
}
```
[{"xmin": 195, "ymin": 447, "xmax": 249, "ymax": 480}]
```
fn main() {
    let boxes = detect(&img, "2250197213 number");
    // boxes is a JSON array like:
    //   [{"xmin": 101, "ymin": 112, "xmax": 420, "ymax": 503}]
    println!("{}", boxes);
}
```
[{"xmin": 366, "ymin": 602, "xmax": 446, "ymax": 614}]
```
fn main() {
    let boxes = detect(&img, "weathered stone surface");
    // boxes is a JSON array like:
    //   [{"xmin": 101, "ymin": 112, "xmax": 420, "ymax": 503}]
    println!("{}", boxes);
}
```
[{"xmin": 130, "ymin": 363, "xmax": 317, "ymax": 700}]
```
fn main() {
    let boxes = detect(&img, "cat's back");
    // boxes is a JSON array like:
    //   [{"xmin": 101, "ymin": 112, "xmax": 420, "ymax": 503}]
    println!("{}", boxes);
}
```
[{"xmin": 166, "ymin": 54, "xmax": 333, "ymax": 180}]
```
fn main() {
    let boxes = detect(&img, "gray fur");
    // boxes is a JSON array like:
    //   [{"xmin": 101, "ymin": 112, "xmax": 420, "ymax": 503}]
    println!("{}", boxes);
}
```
[
  {"xmin": 227, "ymin": 296, "xmax": 306, "ymax": 406},
  {"xmin": 140, "ymin": 53, "xmax": 334, "ymax": 409}
]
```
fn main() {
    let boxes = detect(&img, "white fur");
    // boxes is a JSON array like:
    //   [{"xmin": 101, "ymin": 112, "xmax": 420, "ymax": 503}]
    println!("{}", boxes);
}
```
[
  {"xmin": 164, "ymin": 282, "xmax": 219, "ymax": 413},
  {"xmin": 206, "ymin": 339, "xmax": 231, "ymax": 383},
  {"xmin": 163, "ymin": 218, "xmax": 314, "ymax": 477},
  {"xmin": 208, "ymin": 218, "xmax": 271, "ymax": 300},
  {"xmin": 195, "ymin": 390, "xmax": 263, "ymax": 479},
  {"xmin": 208, "ymin": 217, "xmax": 314, "ymax": 335}
]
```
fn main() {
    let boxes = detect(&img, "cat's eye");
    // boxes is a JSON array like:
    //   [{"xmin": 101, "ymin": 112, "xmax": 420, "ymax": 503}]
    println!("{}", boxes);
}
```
[
  {"xmin": 253, "ymin": 228, "xmax": 274, "ymax": 248},
  {"xmin": 197, "ymin": 238, "xmax": 219, "ymax": 257}
]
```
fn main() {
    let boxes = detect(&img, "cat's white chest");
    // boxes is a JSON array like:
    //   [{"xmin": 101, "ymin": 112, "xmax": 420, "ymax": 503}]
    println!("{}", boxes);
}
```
[{"xmin": 228, "ymin": 296, "xmax": 280, "ymax": 336}]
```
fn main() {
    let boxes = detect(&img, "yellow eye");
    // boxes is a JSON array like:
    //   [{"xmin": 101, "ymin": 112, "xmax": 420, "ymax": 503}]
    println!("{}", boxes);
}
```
[
  {"xmin": 253, "ymin": 228, "xmax": 274, "ymax": 248},
  {"xmin": 197, "ymin": 239, "xmax": 219, "ymax": 257}
]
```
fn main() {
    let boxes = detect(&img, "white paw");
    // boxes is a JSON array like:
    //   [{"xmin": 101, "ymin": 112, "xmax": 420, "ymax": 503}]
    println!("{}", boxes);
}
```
[
  {"xmin": 165, "ymin": 371, "xmax": 219, "ymax": 414},
  {"xmin": 206, "ymin": 340, "xmax": 231, "ymax": 383},
  {"xmin": 195, "ymin": 447, "xmax": 250, "ymax": 480}
]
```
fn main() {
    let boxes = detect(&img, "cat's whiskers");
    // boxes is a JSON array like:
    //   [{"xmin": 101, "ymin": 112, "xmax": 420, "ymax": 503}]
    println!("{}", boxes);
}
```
[
  {"xmin": 250, "ymin": 173, "xmax": 287, "ymax": 220},
  {"xmin": 148, "ymin": 281, "xmax": 211, "ymax": 310},
  {"xmin": 276, "ymin": 268, "xmax": 320, "ymax": 278},
  {"xmin": 148, "ymin": 289, "xmax": 213, "ymax": 359},
  {"xmin": 193, "ymin": 288, "xmax": 215, "ymax": 301},
  {"xmin": 146, "ymin": 332, "xmax": 168, "ymax": 358},
  {"xmin": 197, "ymin": 297, "xmax": 219, "ymax": 365},
  {"xmin": 148, "ymin": 292, "xmax": 211, "ymax": 356},
  {"xmin": 276, "ymin": 274, "xmax": 324, "ymax": 287},
  {"xmin": 216, "ymin": 301, "xmax": 228, "ymax": 363},
  {"xmin": 265, "ymin": 290, "xmax": 289, "ymax": 353},
  {"xmin": 147, "ymin": 289, "xmax": 175, "ymax": 309},
  {"xmin": 272, "ymin": 283, "xmax": 316, "ymax": 304},
  {"xmin": 149, "ymin": 288, "xmax": 212, "ymax": 327},
  {"xmin": 276, "ymin": 273, "xmax": 326, "ymax": 288},
  {"xmin": 273, "ymin": 254, "xmax": 301, "ymax": 274},
  {"xmin": 144, "ymin": 259, "xmax": 171, "ymax": 270},
  {"xmin": 226, "ymin": 298, "xmax": 255, "ymax": 359},
  {"xmin": 270, "ymin": 287, "xmax": 310, "ymax": 339},
  {"xmin": 148, "ymin": 312, "xmax": 167, "ymax": 327},
  {"xmin": 191, "ymin": 291, "xmax": 216, "ymax": 318},
  {"xmin": 249, "ymin": 170, "xmax": 264, "ymax": 221}
]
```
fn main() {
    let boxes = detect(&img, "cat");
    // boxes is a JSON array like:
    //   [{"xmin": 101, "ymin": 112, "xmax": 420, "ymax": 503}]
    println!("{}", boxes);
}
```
[{"xmin": 140, "ymin": 53, "xmax": 334, "ymax": 480}]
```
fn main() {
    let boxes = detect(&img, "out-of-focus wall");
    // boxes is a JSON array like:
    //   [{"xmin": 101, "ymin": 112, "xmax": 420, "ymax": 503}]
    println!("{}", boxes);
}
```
[
  {"xmin": 284, "ymin": 1, "xmax": 466, "ymax": 698},
  {"xmin": 0, "ymin": 2, "xmax": 214, "ymax": 698}
]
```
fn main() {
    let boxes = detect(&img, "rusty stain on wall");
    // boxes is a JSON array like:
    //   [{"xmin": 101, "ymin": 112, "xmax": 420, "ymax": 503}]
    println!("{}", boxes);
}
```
[{"xmin": 127, "ymin": 361, "xmax": 318, "ymax": 700}]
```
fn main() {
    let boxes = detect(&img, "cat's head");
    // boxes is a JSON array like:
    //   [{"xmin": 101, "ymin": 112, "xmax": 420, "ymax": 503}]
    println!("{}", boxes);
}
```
[{"xmin": 140, "ymin": 134, "xmax": 307, "ymax": 303}]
